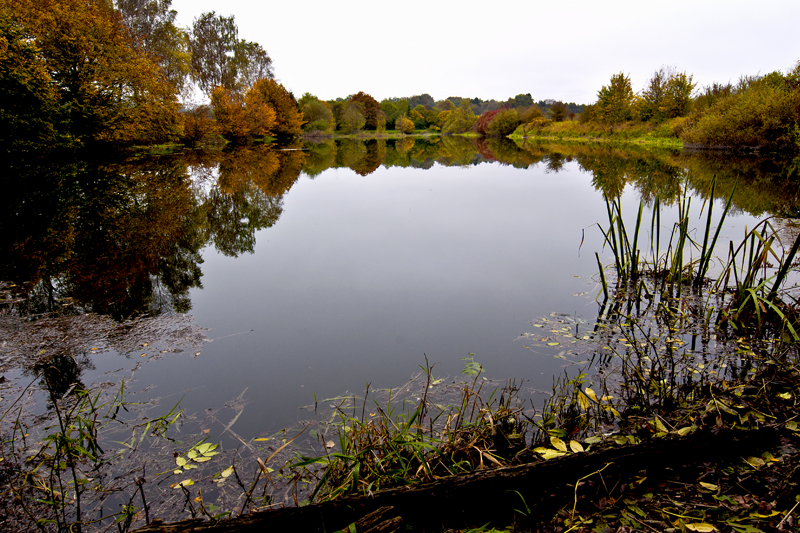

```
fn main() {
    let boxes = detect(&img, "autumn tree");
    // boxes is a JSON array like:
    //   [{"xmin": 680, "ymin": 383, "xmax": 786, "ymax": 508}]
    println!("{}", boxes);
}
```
[
  {"xmin": 114, "ymin": 0, "xmax": 191, "ymax": 95},
  {"xmin": 350, "ymin": 91, "xmax": 383, "ymax": 130},
  {"xmin": 6, "ymin": 0, "xmax": 182, "ymax": 145},
  {"xmin": 0, "ymin": 13, "xmax": 66, "ymax": 152},
  {"xmin": 189, "ymin": 11, "xmax": 273, "ymax": 95},
  {"xmin": 477, "ymin": 109, "xmax": 503, "ymax": 135},
  {"xmin": 180, "ymin": 105, "xmax": 216, "ymax": 146},
  {"xmin": 437, "ymin": 99, "xmax": 456, "ymax": 111},
  {"xmin": 596, "ymin": 72, "xmax": 634, "ymax": 124},
  {"xmin": 396, "ymin": 116, "xmax": 415, "ymax": 134},
  {"xmin": 636, "ymin": 66, "xmax": 696, "ymax": 121},
  {"xmin": 548, "ymin": 101, "xmax": 569, "ymax": 122},
  {"xmin": 246, "ymin": 78, "xmax": 304, "ymax": 137},
  {"xmin": 210, "ymin": 86, "xmax": 276, "ymax": 143}
]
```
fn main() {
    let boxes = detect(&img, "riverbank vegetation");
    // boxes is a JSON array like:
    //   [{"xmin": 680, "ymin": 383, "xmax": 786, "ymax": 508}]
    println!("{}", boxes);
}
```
[{"xmin": 514, "ymin": 64, "xmax": 800, "ymax": 152}]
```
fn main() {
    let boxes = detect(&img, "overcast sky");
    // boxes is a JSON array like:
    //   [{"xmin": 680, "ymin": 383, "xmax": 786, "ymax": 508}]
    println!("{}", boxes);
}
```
[{"xmin": 169, "ymin": 0, "xmax": 800, "ymax": 105}]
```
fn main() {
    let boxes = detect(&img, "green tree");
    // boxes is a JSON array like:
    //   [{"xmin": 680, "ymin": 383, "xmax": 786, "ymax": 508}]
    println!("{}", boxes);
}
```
[
  {"xmin": 298, "ymin": 93, "xmax": 334, "ymax": 133},
  {"xmin": 380, "ymin": 98, "xmax": 409, "ymax": 129},
  {"xmin": 442, "ymin": 99, "xmax": 477, "ymax": 134},
  {"xmin": 339, "ymin": 101, "xmax": 366, "ymax": 134},
  {"xmin": 636, "ymin": 67, "xmax": 696, "ymax": 121},
  {"xmin": 596, "ymin": 72, "xmax": 634, "ymax": 124},
  {"xmin": 486, "ymin": 109, "xmax": 520, "ymax": 136}
]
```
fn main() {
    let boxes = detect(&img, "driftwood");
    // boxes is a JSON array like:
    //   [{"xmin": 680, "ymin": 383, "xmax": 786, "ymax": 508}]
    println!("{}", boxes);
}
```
[{"xmin": 132, "ymin": 426, "xmax": 779, "ymax": 533}]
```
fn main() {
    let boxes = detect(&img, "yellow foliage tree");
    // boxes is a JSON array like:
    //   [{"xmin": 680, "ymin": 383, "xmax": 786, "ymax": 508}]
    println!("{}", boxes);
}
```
[{"xmin": 4, "ymin": 0, "xmax": 182, "ymax": 145}]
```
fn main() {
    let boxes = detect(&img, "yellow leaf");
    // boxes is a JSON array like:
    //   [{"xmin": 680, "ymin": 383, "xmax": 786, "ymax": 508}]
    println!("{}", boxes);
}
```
[
  {"xmin": 699, "ymin": 482, "xmax": 719, "ymax": 491},
  {"xmin": 550, "ymin": 436, "xmax": 568, "ymax": 452},
  {"xmin": 685, "ymin": 523, "xmax": 716, "ymax": 532},
  {"xmin": 254, "ymin": 438, "xmax": 269, "ymax": 441},
  {"xmin": 577, "ymin": 392, "xmax": 589, "ymax": 410},
  {"xmin": 584, "ymin": 388, "xmax": 598, "ymax": 402},
  {"xmin": 745, "ymin": 456, "xmax": 765, "ymax": 468},
  {"xmin": 221, "ymin": 466, "xmax": 234, "ymax": 478},
  {"xmin": 176, "ymin": 456, "xmax": 186, "ymax": 467},
  {"xmin": 569, "ymin": 440, "xmax": 584, "ymax": 453}
]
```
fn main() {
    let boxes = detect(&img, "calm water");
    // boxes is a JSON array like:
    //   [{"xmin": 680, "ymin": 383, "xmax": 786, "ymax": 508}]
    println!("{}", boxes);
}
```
[{"xmin": 2, "ymin": 138, "xmax": 798, "ymax": 440}]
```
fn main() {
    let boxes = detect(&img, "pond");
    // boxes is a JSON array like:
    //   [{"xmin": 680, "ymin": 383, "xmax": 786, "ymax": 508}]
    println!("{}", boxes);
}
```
[{"xmin": 3, "ymin": 137, "xmax": 800, "ymax": 445}]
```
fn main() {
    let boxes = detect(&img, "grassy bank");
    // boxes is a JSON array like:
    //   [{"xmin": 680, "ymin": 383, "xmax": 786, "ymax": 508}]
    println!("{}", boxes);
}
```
[{"xmin": 509, "ymin": 118, "xmax": 686, "ymax": 148}]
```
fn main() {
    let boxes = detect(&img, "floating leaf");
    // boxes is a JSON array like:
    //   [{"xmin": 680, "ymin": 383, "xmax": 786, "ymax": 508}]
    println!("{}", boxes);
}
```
[
  {"xmin": 176, "ymin": 456, "xmax": 187, "ymax": 467},
  {"xmin": 700, "ymin": 482, "xmax": 719, "ymax": 491},
  {"xmin": 254, "ymin": 438, "xmax": 269, "ymax": 442},
  {"xmin": 569, "ymin": 440, "xmax": 584, "ymax": 453},
  {"xmin": 325, "ymin": 440, "xmax": 335, "ymax": 449},
  {"xmin": 221, "ymin": 466, "xmax": 234, "ymax": 478},
  {"xmin": 550, "ymin": 436, "xmax": 568, "ymax": 452},
  {"xmin": 547, "ymin": 342, "xmax": 560, "ymax": 346},
  {"xmin": 777, "ymin": 392, "xmax": 792, "ymax": 400},
  {"xmin": 172, "ymin": 479, "xmax": 194, "ymax": 489},
  {"xmin": 584, "ymin": 388, "xmax": 598, "ymax": 402}
]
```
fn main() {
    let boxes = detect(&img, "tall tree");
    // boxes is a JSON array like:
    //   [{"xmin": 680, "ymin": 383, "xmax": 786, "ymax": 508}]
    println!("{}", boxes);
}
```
[
  {"xmin": 596, "ymin": 72, "xmax": 634, "ymax": 124},
  {"xmin": 114, "ymin": 0, "xmax": 191, "ymax": 95},
  {"xmin": 0, "ymin": 13, "xmax": 65, "ymax": 152},
  {"xmin": 189, "ymin": 11, "xmax": 273, "ymax": 96}
]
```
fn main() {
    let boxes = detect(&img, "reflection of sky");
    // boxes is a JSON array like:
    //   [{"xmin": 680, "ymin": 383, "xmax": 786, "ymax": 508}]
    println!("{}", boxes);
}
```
[{"xmin": 123, "ymin": 160, "xmax": 762, "ymax": 436}]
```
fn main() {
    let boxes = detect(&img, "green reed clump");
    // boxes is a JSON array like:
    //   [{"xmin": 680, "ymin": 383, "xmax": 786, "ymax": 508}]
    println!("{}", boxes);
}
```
[
  {"xmin": 0, "ymin": 375, "xmax": 182, "ymax": 533},
  {"xmin": 290, "ymin": 357, "xmax": 530, "ymax": 503}
]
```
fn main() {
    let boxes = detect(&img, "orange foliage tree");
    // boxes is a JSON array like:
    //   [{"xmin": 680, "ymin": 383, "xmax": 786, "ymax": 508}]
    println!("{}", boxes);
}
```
[
  {"xmin": 210, "ymin": 86, "xmax": 276, "ymax": 143},
  {"xmin": 247, "ymin": 78, "xmax": 304, "ymax": 138}
]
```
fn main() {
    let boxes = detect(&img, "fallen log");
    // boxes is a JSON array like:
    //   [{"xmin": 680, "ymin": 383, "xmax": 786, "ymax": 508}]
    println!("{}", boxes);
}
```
[{"xmin": 132, "ymin": 426, "xmax": 780, "ymax": 533}]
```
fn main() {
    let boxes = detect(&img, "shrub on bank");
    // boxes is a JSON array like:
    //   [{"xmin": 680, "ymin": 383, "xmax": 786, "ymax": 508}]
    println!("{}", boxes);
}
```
[{"xmin": 680, "ymin": 68, "xmax": 800, "ymax": 150}]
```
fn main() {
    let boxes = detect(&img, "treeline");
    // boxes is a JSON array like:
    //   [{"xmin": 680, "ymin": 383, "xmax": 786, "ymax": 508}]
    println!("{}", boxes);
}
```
[
  {"xmin": 514, "ymin": 64, "xmax": 800, "ymax": 152},
  {"xmin": 296, "ymin": 92, "xmax": 580, "ymax": 138},
  {"xmin": 0, "ymin": 0, "xmax": 297, "ymax": 152}
]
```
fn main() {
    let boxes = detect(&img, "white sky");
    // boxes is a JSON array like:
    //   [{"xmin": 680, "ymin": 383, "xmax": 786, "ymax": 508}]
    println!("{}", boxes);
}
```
[{"xmin": 169, "ymin": 0, "xmax": 800, "ymax": 104}]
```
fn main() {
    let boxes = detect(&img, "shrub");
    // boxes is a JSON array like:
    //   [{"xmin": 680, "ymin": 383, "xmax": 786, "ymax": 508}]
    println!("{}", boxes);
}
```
[
  {"xmin": 396, "ymin": 116, "xmax": 414, "ymax": 134},
  {"xmin": 486, "ymin": 109, "xmax": 520, "ymax": 136},
  {"xmin": 681, "ymin": 73, "xmax": 800, "ymax": 150},
  {"xmin": 180, "ymin": 105, "xmax": 216, "ymax": 146}
]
